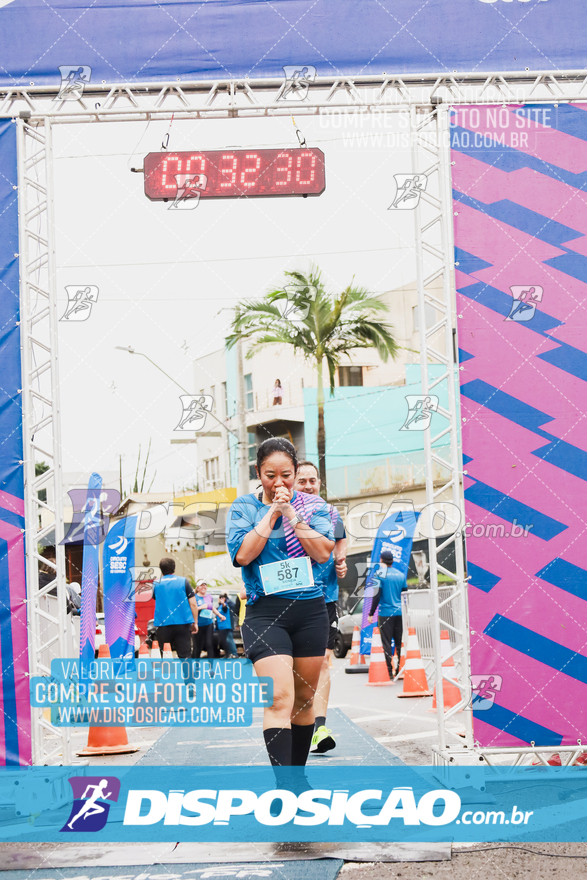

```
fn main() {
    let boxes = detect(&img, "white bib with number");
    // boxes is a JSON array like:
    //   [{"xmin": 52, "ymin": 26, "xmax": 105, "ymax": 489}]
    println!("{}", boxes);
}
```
[{"xmin": 259, "ymin": 557, "xmax": 314, "ymax": 595}]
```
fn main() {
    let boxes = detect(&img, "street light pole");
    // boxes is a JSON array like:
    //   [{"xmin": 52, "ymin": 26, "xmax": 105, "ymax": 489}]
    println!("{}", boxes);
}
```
[
  {"xmin": 114, "ymin": 345, "xmax": 250, "ymax": 496},
  {"xmin": 114, "ymin": 346, "xmax": 239, "ymax": 440}
]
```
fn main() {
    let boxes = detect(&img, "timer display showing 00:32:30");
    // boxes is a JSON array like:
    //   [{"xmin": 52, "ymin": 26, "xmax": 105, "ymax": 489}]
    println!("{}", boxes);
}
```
[{"xmin": 143, "ymin": 147, "xmax": 325, "ymax": 201}]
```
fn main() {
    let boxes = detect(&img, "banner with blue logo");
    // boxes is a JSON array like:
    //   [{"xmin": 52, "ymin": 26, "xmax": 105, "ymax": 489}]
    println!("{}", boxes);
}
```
[
  {"xmin": 359, "ymin": 509, "xmax": 419, "ymax": 655},
  {"xmin": 1, "ymin": 765, "xmax": 585, "ymax": 843},
  {"xmin": 79, "ymin": 474, "xmax": 103, "ymax": 674},
  {"xmin": 102, "ymin": 515, "xmax": 137, "ymax": 660}
]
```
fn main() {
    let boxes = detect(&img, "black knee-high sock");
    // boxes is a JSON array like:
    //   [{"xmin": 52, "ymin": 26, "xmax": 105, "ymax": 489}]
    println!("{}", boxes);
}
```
[
  {"xmin": 291, "ymin": 723, "xmax": 315, "ymax": 766},
  {"xmin": 263, "ymin": 727, "xmax": 292, "ymax": 766},
  {"xmin": 314, "ymin": 715, "xmax": 326, "ymax": 730}
]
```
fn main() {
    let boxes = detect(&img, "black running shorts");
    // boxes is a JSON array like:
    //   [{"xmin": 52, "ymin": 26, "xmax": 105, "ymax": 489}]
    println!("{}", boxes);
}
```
[
  {"xmin": 325, "ymin": 600, "xmax": 339, "ymax": 650},
  {"xmin": 241, "ymin": 595, "xmax": 329, "ymax": 664}
]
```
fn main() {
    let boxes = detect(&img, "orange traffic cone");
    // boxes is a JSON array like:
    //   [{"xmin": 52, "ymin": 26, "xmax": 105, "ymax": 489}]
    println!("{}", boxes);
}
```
[
  {"xmin": 345, "ymin": 626, "xmax": 369, "ymax": 674},
  {"xmin": 76, "ymin": 644, "xmax": 140, "ymax": 756},
  {"xmin": 150, "ymin": 640, "xmax": 162, "ymax": 659},
  {"xmin": 397, "ymin": 640, "xmax": 406, "ymax": 679},
  {"xmin": 367, "ymin": 628, "xmax": 392, "ymax": 686},
  {"xmin": 138, "ymin": 641, "xmax": 149, "ymax": 656},
  {"xmin": 163, "ymin": 642, "xmax": 173, "ymax": 658},
  {"xmin": 431, "ymin": 630, "xmax": 462, "ymax": 712},
  {"xmin": 397, "ymin": 628, "xmax": 432, "ymax": 698}
]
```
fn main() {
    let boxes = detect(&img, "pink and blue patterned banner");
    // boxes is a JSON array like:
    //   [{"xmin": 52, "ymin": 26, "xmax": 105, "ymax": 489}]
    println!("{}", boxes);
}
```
[
  {"xmin": 452, "ymin": 104, "xmax": 587, "ymax": 747},
  {"xmin": 0, "ymin": 120, "xmax": 30, "ymax": 766}
]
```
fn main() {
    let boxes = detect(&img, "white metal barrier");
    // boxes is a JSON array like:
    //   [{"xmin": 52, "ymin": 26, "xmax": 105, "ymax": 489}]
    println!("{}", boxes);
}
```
[{"xmin": 402, "ymin": 587, "xmax": 457, "ymax": 678}]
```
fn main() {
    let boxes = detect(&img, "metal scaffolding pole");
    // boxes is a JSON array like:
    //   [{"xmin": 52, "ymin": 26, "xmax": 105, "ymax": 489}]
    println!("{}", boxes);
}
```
[
  {"xmin": 410, "ymin": 103, "xmax": 472, "ymax": 760},
  {"xmin": 17, "ymin": 117, "xmax": 71, "ymax": 765}
]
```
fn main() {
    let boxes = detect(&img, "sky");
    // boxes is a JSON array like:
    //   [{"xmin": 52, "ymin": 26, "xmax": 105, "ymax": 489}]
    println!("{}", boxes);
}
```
[{"xmin": 53, "ymin": 110, "xmax": 419, "ymax": 494}]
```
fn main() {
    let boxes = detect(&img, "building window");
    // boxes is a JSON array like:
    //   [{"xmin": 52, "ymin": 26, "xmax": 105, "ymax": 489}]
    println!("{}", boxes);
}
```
[
  {"xmin": 248, "ymin": 431, "xmax": 257, "ymax": 480},
  {"xmin": 222, "ymin": 381, "xmax": 228, "ymax": 417},
  {"xmin": 210, "ymin": 385, "xmax": 215, "ymax": 411},
  {"xmin": 244, "ymin": 373, "xmax": 254, "ymax": 411},
  {"xmin": 338, "ymin": 366, "xmax": 363, "ymax": 387}
]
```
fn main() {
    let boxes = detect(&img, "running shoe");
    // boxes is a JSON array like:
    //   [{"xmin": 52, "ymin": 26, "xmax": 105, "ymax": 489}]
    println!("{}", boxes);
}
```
[{"xmin": 310, "ymin": 725, "xmax": 336, "ymax": 754}]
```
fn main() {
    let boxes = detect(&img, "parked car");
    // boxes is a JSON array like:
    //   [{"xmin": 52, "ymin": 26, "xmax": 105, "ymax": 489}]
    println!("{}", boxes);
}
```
[
  {"xmin": 94, "ymin": 612, "xmax": 140, "ymax": 658},
  {"xmin": 333, "ymin": 598, "xmax": 364, "ymax": 659}
]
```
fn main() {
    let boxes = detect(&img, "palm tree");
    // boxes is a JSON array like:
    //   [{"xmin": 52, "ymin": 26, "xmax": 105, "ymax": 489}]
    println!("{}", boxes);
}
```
[{"xmin": 226, "ymin": 267, "xmax": 398, "ymax": 499}]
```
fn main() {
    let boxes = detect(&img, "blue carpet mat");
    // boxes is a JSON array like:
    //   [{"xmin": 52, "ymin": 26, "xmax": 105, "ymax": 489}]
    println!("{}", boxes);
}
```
[{"xmin": 137, "ymin": 708, "xmax": 403, "ymax": 766}]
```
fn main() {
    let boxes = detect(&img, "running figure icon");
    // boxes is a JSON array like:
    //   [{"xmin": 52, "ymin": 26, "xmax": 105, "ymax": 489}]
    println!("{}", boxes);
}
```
[
  {"xmin": 67, "ymin": 779, "xmax": 112, "ymax": 829},
  {"xmin": 400, "ymin": 395, "xmax": 439, "ymax": 431},
  {"xmin": 506, "ymin": 285, "xmax": 544, "ymax": 322},
  {"xmin": 174, "ymin": 394, "xmax": 214, "ymax": 431},
  {"xmin": 389, "ymin": 173, "xmax": 428, "ymax": 210}
]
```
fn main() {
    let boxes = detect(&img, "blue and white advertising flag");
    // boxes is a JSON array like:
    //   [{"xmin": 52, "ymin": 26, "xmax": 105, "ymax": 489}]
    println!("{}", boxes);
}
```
[
  {"xmin": 359, "ymin": 508, "xmax": 420, "ymax": 656},
  {"xmin": 102, "ymin": 516, "xmax": 137, "ymax": 660},
  {"xmin": 79, "ymin": 473, "xmax": 103, "ymax": 675}
]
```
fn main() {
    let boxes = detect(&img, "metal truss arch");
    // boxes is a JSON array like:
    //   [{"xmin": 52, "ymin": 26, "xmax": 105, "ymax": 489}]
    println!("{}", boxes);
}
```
[{"xmin": 1, "ymin": 70, "xmax": 587, "ymax": 123}]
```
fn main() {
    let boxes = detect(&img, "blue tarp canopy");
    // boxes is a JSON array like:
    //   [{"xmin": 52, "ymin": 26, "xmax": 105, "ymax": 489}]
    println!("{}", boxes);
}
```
[{"xmin": 0, "ymin": 0, "xmax": 585, "ymax": 87}]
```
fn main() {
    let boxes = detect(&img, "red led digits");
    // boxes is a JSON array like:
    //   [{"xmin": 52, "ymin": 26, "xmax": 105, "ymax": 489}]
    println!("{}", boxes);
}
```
[
  {"xmin": 144, "ymin": 148, "xmax": 324, "ymax": 200},
  {"xmin": 158, "ymin": 155, "xmax": 206, "ymax": 191},
  {"xmin": 220, "ymin": 153, "xmax": 238, "ymax": 188},
  {"xmin": 295, "ymin": 151, "xmax": 317, "ymax": 186},
  {"xmin": 241, "ymin": 153, "xmax": 261, "ymax": 188},
  {"xmin": 275, "ymin": 152, "xmax": 293, "ymax": 186}
]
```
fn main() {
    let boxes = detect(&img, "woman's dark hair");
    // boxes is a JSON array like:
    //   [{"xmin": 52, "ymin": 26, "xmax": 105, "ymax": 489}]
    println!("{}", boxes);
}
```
[
  {"xmin": 256, "ymin": 437, "xmax": 298, "ymax": 472},
  {"xmin": 275, "ymin": 379, "xmax": 282, "ymax": 386}
]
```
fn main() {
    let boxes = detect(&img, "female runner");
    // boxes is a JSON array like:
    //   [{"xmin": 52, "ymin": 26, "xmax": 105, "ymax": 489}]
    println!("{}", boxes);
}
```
[{"xmin": 227, "ymin": 437, "xmax": 334, "ymax": 769}]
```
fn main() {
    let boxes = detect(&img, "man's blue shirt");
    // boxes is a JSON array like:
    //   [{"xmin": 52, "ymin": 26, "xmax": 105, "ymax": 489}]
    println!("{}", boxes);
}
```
[
  {"xmin": 372, "ymin": 565, "xmax": 407, "ymax": 616},
  {"xmin": 153, "ymin": 575, "xmax": 195, "ymax": 626}
]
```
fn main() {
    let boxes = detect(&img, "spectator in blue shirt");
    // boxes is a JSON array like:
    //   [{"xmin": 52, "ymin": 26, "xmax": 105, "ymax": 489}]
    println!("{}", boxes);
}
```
[
  {"xmin": 368, "ymin": 549, "xmax": 407, "ymax": 679},
  {"xmin": 138, "ymin": 557, "xmax": 199, "ymax": 659},
  {"xmin": 216, "ymin": 593, "xmax": 239, "ymax": 658},
  {"xmin": 193, "ymin": 581, "xmax": 225, "ymax": 658}
]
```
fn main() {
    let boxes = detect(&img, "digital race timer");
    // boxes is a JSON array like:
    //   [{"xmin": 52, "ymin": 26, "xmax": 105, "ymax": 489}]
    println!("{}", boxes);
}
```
[{"xmin": 143, "ymin": 147, "xmax": 325, "ymax": 201}]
